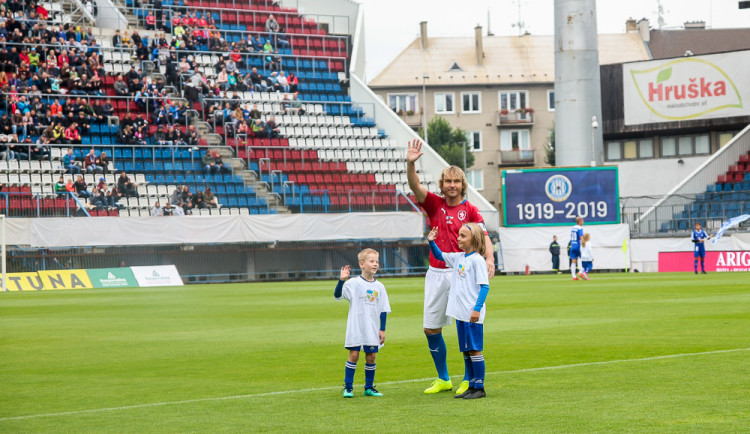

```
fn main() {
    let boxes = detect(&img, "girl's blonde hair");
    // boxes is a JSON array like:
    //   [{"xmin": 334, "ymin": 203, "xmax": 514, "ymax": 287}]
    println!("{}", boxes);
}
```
[
  {"xmin": 581, "ymin": 232, "xmax": 591, "ymax": 247},
  {"xmin": 463, "ymin": 223, "xmax": 486, "ymax": 256}
]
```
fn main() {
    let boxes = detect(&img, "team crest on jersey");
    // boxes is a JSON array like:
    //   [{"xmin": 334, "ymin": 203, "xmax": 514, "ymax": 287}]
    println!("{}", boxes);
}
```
[
  {"xmin": 457, "ymin": 210, "xmax": 467, "ymax": 221},
  {"xmin": 545, "ymin": 174, "xmax": 572, "ymax": 202},
  {"xmin": 366, "ymin": 289, "xmax": 378, "ymax": 302}
]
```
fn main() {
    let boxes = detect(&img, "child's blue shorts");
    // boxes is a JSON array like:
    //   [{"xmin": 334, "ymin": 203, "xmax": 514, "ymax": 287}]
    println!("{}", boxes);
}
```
[
  {"xmin": 346, "ymin": 345, "xmax": 378, "ymax": 353},
  {"xmin": 456, "ymin": 320, "xmax": 483, "ymax": 352}
]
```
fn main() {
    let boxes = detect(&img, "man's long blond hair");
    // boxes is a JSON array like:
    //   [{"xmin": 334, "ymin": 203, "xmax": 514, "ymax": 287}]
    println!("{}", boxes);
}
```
[{"xmin": 439, "ymin": 166, "xmax": 468, "ymax": 198}]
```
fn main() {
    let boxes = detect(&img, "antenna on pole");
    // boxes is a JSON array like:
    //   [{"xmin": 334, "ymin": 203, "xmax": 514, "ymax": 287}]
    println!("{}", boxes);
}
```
[
  {"xmin": 487, "ymin": 9, "xmax": 494, "ymax": 36},
  {"xmin": 511, "ymin": 0, "xmax": 527, "ymax": 36}
]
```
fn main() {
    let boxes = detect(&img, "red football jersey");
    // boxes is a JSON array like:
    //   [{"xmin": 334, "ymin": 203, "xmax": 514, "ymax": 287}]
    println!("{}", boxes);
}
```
[{"xmin": 421, "ymin": 191, "xmax": 487, "ymax": 269}]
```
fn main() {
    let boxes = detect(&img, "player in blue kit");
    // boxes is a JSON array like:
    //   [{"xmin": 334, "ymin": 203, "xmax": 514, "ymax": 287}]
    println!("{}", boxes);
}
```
[
  {"xmin": 691, "ymin": 222, "xmax": 713, "ymax": 274},
  {"xmin": 569, "ymin": 217, "xmax": 588, "ymax": 280}
]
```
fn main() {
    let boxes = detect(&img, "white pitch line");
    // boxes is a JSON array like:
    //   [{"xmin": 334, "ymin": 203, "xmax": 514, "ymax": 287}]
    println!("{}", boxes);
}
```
[{"xmin": 1, "ymin": 347, "xmax": 747, "ymax": 422}]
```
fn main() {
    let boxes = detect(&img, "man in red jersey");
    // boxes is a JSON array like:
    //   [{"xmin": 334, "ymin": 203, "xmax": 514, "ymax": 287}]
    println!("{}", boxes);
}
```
[{"xmin": 406, "ymin": 139, "xmax": 494, "ymax": 395}]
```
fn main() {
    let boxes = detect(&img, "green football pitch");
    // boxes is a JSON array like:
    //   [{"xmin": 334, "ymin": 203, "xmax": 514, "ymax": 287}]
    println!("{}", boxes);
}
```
[{"xmin": 1, "ymin": 273, "xmax": 749, "ymax": 432}]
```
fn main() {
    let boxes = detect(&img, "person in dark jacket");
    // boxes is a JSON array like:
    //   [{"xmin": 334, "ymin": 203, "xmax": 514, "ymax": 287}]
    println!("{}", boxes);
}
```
[{"xmin": 549, "ymin": 235, "xmax": 561, "ymax": 274}]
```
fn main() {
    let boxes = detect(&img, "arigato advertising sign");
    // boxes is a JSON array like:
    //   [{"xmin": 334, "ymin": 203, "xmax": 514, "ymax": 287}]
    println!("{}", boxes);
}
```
[
  {"xmin": 658, "ymin": 251, "xmax": 750, "ymax": 272},
  {"xmin": 624, "ymin": 50, "xmax": 750, "ymax": 125}
]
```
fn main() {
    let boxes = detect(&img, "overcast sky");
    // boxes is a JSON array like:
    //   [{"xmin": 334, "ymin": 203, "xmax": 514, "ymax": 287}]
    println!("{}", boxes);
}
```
[{"xmin": 359, "ymin": 0, "xmax": 750, "ymax": 82}]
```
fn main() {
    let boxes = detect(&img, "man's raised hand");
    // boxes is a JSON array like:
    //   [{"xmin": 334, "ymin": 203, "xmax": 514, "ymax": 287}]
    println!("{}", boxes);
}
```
[{"xmin": 406, "ymin": 139, "xmax": 424, "ymax": 164}]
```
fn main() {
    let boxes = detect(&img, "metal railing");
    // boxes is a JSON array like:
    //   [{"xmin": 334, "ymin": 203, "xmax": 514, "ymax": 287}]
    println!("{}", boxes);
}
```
[
  {"xmin": 634, "ymin": 124, "xmax": 750, "ymax": 232},
  {"xmin": 622, "ymin": 191, "xmax": 750, "ymax": 237},
  {"xmin": 0, "ymin": 191, "xmax": 88, "ymax": 218}
]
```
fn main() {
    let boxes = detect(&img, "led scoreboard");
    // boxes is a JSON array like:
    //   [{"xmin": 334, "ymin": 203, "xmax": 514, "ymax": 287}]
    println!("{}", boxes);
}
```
[{"xmin": 502, "ymin": 167, "xmax": 620, "ymax": 227}]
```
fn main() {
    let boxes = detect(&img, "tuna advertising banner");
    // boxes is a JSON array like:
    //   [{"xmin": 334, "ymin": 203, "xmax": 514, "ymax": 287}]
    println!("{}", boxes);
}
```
[{"xmin": 623, "ymin": 50, "xmax": 750, "ymax": 125}]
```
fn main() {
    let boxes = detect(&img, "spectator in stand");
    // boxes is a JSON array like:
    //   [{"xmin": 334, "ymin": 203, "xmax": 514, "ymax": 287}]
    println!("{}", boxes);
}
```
[
  {"xmin": 265, "ymin": 116, "xmax": 280, "ymax": 138},
  {"xmin": 163, "ymin": 201, "xmax": 174, "ymax": 216},
  {"xmin": 116, "ymin": 171, "xmax": 139, "ymax": 198},
  {"xmin": 145, "ymin": 10, "xmax": 156, "ymax": 30},
  {"xmin": 288, "ymin": 72, "xmax": 298, "ymax": 93},
  {"xmin": 65, "ymin": 178, "xmax": 76, "ymax": 195},
  {"xmin": 250, "ymin": 67, "xmax": 266, "ymax": 92},
  {"xmin": 202, "ymin": 150, "xmax": 221, "ymax": 175},
  {"xmin": 283, "ymin": 92, "xmax": 305, "ymax": 115},
  {"xmin": 62, "ymin": 148, "xmax": 81, "ymax": 174},
  {"xmin": 30, "ymin": 142, "xmax": 51, "ymax": 161},
  {"xmin": 251, "ymin": 118, "xmax": 265, "ymax": 138},
  {"xmin": 122, "ymin": 30, "xmax": 133, "ymax": 48},
  {"xmin": 277, "ymin": 71, "xmax": 290, "ymax": 93},
  {"xmin": 84, "ymin": 148, "xmax": 103, "ymax": 173},
  {"xmin": 74, "ymin": 175, "xmax": 90, "ymax": 199},
  {"xmin": 181, "ymin": 185, "xmax": 194, "ymax": 214},
  {"xmin": 112, "ymin": 30, "xmax": 123, "ymax": 47},
  {"xmin": 192, "ymin": 191, "xmax": 206, "ymax": 209},
  {"xmin": 114, "ymin": 75, "xmax": 129, "ymax": 96},
  {"xmin": 203, "ymin": 186, "xmax": 217, "ymax": 208},
  {"xmin": 64, "ymin": 122, "xmax": 82, "ymax": 144},
  {"xmin": 54, "ymin": 175, "xmax": 67, "ymax": 196},
  {"xmin": 150, "ymin": 200, "xmax": 164, "ymax": 216},
  {"xmin": 170, "ymin": 185, "xmax": 183, "ymax": 205},
  {"xmin": 98, "ymin": 151, "xmax": 110, "ymax": 174},
  {"xmin": 265, "ymin": 14, "xmax": 280, "ymax": 45},
  {"xmin": 173, "ymin": 201, "xmax": 185, "ymax": 216}
]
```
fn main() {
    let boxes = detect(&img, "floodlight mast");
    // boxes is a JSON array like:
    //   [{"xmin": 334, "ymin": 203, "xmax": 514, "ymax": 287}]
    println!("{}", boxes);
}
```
[{"xmin": 554, "ymin": 0, "xmax": 604, "ymax": 167}]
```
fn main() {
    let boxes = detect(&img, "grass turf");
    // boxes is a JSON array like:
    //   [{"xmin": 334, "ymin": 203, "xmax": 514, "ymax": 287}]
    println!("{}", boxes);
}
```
[{"xmin": 1, "ymin": 272, "xmax": 749, "ymax": 432}]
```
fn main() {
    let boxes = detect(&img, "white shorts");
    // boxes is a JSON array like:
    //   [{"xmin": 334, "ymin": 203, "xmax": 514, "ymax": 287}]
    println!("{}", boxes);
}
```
[{"xmin": 423, "ymin": 267, "xmax": 452, "ymax": 329}]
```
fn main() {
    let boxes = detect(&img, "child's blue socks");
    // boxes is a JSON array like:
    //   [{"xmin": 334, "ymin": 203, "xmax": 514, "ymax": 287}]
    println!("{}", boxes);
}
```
[
  {"xmin": 364, "ymin": 363, "xmax": 376, "ymax": 389},
  {"xmin": 344, "ymin": 361, "xmax": 356, "ymax": 389},
  {"xmin": 426, "ymin": 333, "xmax": 450, "ymax": 381},
  {"xmin": 470, "ymin": 354, "xmax": 485, "ymax": 389}
]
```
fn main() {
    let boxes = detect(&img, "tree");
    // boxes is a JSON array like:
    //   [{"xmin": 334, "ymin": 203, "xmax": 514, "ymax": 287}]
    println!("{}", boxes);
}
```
[
  {"xmin": 544, "ymin": 123, "xmax": 555, "ymax": 166},
  {"xmin": 419, "ymin": 116, "xmax": 474, "ymax": 170}
]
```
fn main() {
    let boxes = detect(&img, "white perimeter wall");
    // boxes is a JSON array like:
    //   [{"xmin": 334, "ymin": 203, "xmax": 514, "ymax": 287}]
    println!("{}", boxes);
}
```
[
  {"xmin": 497, "ymin": 224, "xmax": 750, "ymax": 273},
  {"xmin": 606, "ymin": 156, "xmax": 706, "ymax": 197},
  {"xmin": 5, "ymin": 213, "xmax": 423, "ymax": 248}
]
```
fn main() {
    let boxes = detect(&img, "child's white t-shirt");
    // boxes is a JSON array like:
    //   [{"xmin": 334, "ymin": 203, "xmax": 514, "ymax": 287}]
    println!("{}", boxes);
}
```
[
  {"xmin": 581, "ymin": 243, "xmax": 593, "ymax": 262},
  {"xmin": 442, "ymin": 252, "xmax": 489, "ymax": 324},
  {"xmin": 336, "ymin": 276, "xmax": 391, "ymax": 347}
]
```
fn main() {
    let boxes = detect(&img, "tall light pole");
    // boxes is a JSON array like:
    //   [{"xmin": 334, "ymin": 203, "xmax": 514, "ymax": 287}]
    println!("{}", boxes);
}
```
[{"xmin": 422, "ymin": 74, "xmax": 429, "ymax": 143}]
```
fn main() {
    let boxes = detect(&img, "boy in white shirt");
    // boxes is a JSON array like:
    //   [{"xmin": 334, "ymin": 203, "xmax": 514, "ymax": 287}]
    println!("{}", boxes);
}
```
[{"xmin": 334, "ymin": 248, "xmax": 391, "ymax": 398}]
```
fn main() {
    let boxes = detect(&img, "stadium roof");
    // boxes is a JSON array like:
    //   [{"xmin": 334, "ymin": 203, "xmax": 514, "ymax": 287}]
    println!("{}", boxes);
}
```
[
  {"xmin": 648, "ymin": 28, "xmax": 750, "ymax": 59},
  {"xmin": 368, "ymin": 33, "xmax": 650, "ymax": 88}
]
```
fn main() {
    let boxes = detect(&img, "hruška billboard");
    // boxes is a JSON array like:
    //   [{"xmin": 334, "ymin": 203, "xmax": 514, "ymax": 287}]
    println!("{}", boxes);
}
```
[{"xmin": 624, "ymin": 50, "xmax": 750, "ymax": 125}]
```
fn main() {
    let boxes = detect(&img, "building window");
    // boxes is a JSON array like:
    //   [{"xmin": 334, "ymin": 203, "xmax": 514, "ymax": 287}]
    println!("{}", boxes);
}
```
[
  {"xmin": 661, "ymin": 134, "xmax": 711, "ymax": 158},
  {"xmin": 547, "ymin": 90, "xmax": 555, "ymax": 111},
  {"xmin": 498, "ymin": 90, "xmax": 528, "ymax": 111},
  {"xmin": 435, "ymin": 93, "xmax": 455, "ymax": 114},
  {"xmin": 606, "ymin": 141, "xmax": 622, "ymax": 160},
  {"xmin": 461, "ymin": 92, "xmax": 481, "ymax": 113},
  {"xmin": 466, "ymin": 131, "xmax": 482, "ymax": 151},
  {"xmin": 387, "ymin": 93, "xmax": 418, "ymax": 113},
  {"xmin": 500, "ymin": 130, "xmax": 530, "ymax": 151},
  {"xmin": 605, "ymin": 139, "xmax": 655, "ymax": 161},
  {"xmin": 467, "ymin": 169, "xmax": 483, "ymax": 190}
]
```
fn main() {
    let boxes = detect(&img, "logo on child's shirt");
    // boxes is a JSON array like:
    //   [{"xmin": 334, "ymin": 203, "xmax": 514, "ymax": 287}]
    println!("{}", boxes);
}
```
[
  {"xmin": 458, "ymin": 263, "xmax": 465, "ymax": 276},
  {"xmin": 366, "ymin": 289, "xmax": 378, "ymax": 302}
]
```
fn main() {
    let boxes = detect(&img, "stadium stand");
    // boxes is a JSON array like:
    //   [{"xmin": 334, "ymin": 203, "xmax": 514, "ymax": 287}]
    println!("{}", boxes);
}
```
[{"xmin": 0, "ymin": 0, "xmax": 430, "ymax": 218}]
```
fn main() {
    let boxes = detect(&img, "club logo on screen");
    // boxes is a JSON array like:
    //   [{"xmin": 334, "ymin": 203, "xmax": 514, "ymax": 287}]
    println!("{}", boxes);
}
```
[{"xmin": 545, "ymin": 175, "xmax": 572, "ymax": 202}]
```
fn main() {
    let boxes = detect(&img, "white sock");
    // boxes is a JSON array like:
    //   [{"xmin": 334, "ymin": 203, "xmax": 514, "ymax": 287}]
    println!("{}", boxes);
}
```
[{"xmin": 571, "ymin": 264, "xmax": 576, "ymax": 278}]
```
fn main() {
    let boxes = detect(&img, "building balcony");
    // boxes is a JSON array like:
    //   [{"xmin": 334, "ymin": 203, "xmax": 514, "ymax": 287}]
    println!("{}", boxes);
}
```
[
  {"xmin": 497, "ymin": 149, "xmax": 535, "ymax": 167},
  {"xmin": 396, "ymin": 111, "xmax": 423, "ymax": 127},
  {"xmin": 496, "ymin": 111, "xmax": 534, "ymax": 127}
]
